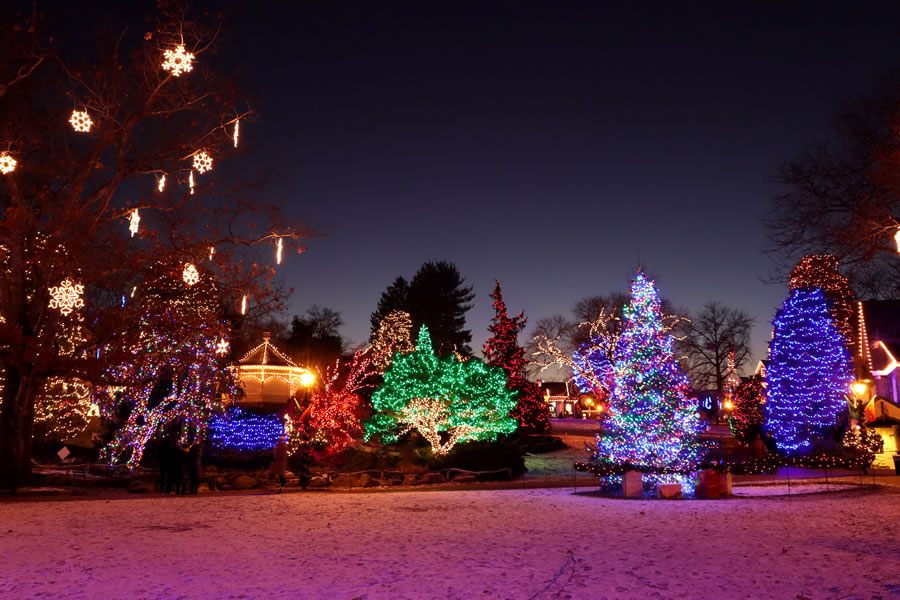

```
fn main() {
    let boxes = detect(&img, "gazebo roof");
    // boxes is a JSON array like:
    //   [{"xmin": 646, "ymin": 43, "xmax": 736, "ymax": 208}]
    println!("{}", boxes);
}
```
[{"xmin": 238, "ymin": 333, "xmax": 298, "ymax": 368}]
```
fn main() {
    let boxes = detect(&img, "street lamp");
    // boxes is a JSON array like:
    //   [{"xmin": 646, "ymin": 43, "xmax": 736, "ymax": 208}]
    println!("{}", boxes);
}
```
[{"xmin": 852, "ymin": 381, "xmax": 868, "ymax": 398}]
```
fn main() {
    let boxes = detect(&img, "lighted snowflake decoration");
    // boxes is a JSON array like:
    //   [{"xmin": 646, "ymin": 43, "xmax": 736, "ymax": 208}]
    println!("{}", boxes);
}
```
[
  {"xmin": 48, "ymin": 279, "xmax": 85, "ymax": 316},
  {"xmin": 216, "ymin": 338, "xmax": 230, "ymax": 356},
  {"xmin": 193, "ymin": 151, "xmax": 212, "ymax": 173},
  {"xmin": 129, "ymin": 208, "xmax": 140, "ymax": 237},
  {"xmin": 161, "ymin": 44, "xmax": 195, "ymax": 76},
  {"xmin": 182, "ymin": 262, "xmax": 200, "ymax": 286},
  {"xmin": 0, "ymin": 152, "xmax": 16, "ymax": 174},
  {"xmin": 69, "ymin": 110, "xmax": 93, "ymax": 133}
]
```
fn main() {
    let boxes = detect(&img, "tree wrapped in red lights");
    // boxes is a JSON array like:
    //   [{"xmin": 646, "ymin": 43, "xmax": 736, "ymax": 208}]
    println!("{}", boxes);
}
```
[
  {"xmin": 0, "ymin": 6, "xmax": 309, "ymax": 488},
  {"xmin": 728, "ymin": 375, "xmax": 766, "ymax": 445},
  {"xmin": 95, "ymin": 263, "xmax": 235, "ymax": 468},
  {"xmin": 789, "ymin": 255, "xmax": 855, "ymax": 347},
  {"xmin": 483, "ymin": 281, "xmax": 550, "ymax": 433},
  {"xmin": 286, "ymin": 349, "xmax": 377, "ymax": 460}
]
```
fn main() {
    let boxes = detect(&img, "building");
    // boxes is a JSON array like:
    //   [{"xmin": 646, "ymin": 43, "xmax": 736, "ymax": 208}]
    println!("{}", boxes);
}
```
[
  {"xmin": 231, "ymin": 333, "xmax": 315, "ymax": 406},
  {"xmin": 855, "ymin": 300, "xmax": 900, "ymax": 464}
]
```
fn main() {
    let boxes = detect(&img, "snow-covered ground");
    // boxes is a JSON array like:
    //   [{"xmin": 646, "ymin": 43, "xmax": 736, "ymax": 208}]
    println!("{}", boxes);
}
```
[{"xmin": 2, "ymin": 487, "xmax": 899, "ymax": 599}]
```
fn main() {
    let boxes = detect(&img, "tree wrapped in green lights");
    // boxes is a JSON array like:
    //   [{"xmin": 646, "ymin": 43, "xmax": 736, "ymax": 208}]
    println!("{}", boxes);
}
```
[
  {"xmin": 365, "ymin": 326, "xmax": 517, "ymax": 455},
  {"xmin": 592, "ymin": 271, "xmax": 706, "ymax": 490},
  {"xmin": 483, "ymin": 281, "xmax": 550, "ymax": 432},
  {"xmin": 765, "ymin": 288, "xmax": 853, "ymax": 455}
]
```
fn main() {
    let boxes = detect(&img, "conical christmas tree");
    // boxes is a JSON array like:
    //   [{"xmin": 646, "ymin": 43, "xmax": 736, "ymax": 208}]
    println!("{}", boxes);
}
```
[
  {"xmin": 764, "ymin": 288, "xmax": 852, "ymax": 455},
  {"xmin": 593, "ymin": 271, "xmax": 706, "ymax": 491}
]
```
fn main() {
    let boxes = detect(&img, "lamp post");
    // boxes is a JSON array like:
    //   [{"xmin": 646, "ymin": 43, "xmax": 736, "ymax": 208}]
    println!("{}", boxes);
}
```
[{"xmin": 295, "ymin": 370, "xmax": 316, "ymax": 490}]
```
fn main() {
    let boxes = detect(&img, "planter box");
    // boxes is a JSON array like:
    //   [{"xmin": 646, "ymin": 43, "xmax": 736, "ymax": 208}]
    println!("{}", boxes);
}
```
[
  {"xmin": 623, "ymin": 470, "xmax": 642, "ymax": 498},
  {"xmin": 656, "ymin": 483, "xmax": 682, "ymax": 499}
]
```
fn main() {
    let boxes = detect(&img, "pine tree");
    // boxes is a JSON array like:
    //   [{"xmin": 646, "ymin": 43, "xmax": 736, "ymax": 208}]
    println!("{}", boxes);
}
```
[
  {"xmin": 593, "ymin": 271, "xmax": 706, "ymax": 490},
  {"xmin": 729, "ymin": 375, "xmax": 765, "ymax": 445},
  {"xmin": 789, "ymin": 255, "xmax": 855, "ymax": 347},
  {"xmin": 407, "ymin": 261, "xmax": 475, "ymax": 356},
  {"xmin": 765, "ymin": 288, "xmax": 853, "ymax": 455},
  {"xmin": 483, "ymin": 281, "xmax": 549, "ymax": 432},
  {"xmin": 365, "ymin": 326, "xmax": 517, "ymax": 454}
]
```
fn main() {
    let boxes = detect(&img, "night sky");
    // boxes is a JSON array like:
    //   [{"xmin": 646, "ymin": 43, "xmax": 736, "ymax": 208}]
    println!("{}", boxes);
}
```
[{"xmin": 43, "ymin": 2, "xmax": 900, "ymax": 368}]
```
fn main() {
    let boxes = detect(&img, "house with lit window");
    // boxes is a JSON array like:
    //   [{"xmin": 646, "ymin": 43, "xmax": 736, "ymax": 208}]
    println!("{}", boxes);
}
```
[
  {"xmin": 855, "ymin": 300, "xmax": 900, "ymax": 465},
  {"xmin": 230, "ymin": 333, "xmax": 315, "ymax": 406}
]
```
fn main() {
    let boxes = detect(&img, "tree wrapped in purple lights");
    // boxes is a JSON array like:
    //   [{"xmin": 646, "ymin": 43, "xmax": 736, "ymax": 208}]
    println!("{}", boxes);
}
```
[
  {"xmin": 764, "ymin": 288, "xmax": 853, "ymax": 455},
  {"xmin": 95, "ymin": 263, "xmax": 235, "ymax": 468},
  {"xmin": 592, "ymin": 271, "xmax": 706, "ymax": 491}
]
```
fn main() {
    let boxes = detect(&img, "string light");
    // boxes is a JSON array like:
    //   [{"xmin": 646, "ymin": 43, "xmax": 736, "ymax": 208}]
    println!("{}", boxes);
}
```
[
  {"xmin": 48, "ymin": 279, "xmax": 85, "ymax": 316},
  {"xmin": 789, "ymin": 254, "xmax": 854, "ymax": 345},
  {"xmin": 276, "ymin": 237, "xmax": 283, "ymax": 264},
  {"xmin": 765, "ymin": 288, "xmax": 853, "ymax": 455},
  {"xmin": 69, "ymin": 110, "xmax": 93, "ymax": 132},
  {"xmin": 161, "ymin": 44, "xmax": 195, "ymax": 76},
  {"xmin": 193, "ymin": 151, "xmax": 212, "ymax": 173},
  {"xmin": 368, "ymin": 310, "xmax": 414, "ymax": 371},
  {"xmin": 129, "ymin": 208, "xmax": 140, "ymax": 237},
  {"xmin": 240, "ymin": 294, "xmax": 247, "ymax": 315},
  {"xmin": 182, "ymin": 263, "xmax": 200, "ymax": 286},
  {"xmin": 157, "ymin": 174, "xmax": 166, "ymax": 192},
  {"xmin": 207, "ymin": 407, "xmax": 285, "ymax": 451},
  {"xmin": 131, "ymin": 286, "xmax": 137, "ymax": 298},
  {"xmin": 365, "ymin": 326, "xmax": 517, "ymax": 455},
  {"xmin": 216, "ymin": 337, "xmax": 229, "ymax": 356},
  {"xmin": 0, "ymin": 152, "xmax": 16, "ymax": 174},
  {"xmin": 189, "ymin": 171, "xmax": 194, "ymax": 194},
  {"xmin": 233, "ymin": 118, "xmax": 240, "ymax": 148},
  {"xmin": 209, "ymin": 246, "xmax": 215, "ymax": 261}
]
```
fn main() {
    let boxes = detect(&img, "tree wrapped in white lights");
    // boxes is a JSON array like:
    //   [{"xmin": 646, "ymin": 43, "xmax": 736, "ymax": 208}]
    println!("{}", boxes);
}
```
[{"xmin": 0, "ymin": 5, "xmax": 310, "ymax": 488}]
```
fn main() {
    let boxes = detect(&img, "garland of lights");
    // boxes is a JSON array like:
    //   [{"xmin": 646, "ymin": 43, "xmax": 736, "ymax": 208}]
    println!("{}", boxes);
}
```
[
  {"xmin": 765, "ymin": 288, "xmax": 853, "ymax": 456},
  {"xmin": 575, "ymin": 451, "xmax": 875, "ymax": 477},
  {"xmin": 365, "ymin": 326, "xmax": 517, "ymax": 455},
  {"xmin": 483, "ymin": 280, "xmax": 550, "ymax": 432},
  {"xmin": 592, "ymin": 271, "xmax": 706, "ymax": 492}
]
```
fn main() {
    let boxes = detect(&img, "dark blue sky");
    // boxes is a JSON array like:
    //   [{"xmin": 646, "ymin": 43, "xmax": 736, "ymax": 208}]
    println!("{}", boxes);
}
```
[{"xmin": 44, "ymin": 1, "xmax": 900, "ymax": 368}]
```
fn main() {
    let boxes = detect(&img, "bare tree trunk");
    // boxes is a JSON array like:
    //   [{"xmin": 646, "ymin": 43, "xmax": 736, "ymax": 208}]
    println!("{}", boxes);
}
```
[{"xmin": 0, "ymin": 364, "xmax": 37, "ymax": 492}]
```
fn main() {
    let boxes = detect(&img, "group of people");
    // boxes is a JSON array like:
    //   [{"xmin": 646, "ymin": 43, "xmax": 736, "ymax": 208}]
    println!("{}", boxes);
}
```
[{"xmin": 159, "ymin": 434, "xmax": 203, "ymax": 495}]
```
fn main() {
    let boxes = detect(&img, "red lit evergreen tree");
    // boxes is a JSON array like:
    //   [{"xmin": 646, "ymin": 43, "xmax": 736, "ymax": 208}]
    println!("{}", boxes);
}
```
[
  {"xmin": 483, "ymin": 281, "xmax": 550, "ymax": 433},
  {"xmin": 729, "ymin": 375, "xmax": 765, "ymax": 445},
  {"xmin": 789, "ymin": 255, "xmax": 855, "ymax": 348}
]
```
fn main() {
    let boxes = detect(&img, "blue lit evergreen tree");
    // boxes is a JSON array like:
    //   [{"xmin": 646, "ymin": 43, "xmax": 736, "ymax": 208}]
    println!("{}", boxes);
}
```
[
  {"xmin": 764, "ymin": 288, "xmax": 852, "ymax": 455},
  {"xmin": 593, "ymin": 271, "xmax": 706, "ymax": 490}
]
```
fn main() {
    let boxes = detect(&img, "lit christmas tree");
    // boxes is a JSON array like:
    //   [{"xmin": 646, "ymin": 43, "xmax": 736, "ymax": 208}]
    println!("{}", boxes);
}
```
[
  {"xmin": 483, "ymin": 281, "xmax": 550, "ymax": 432},
  {"xmin": 728, "ymin": 375, "xmax": 766, "ymax": 445},
  {"xmin": 764, "ymin": 288, "xmax": 853, "ymax": 455},
  {"xmin": 592, "ymin": 271, "xmax": 706, "ymax": 490},
  {"xmin": 365, "ymin": 326, "xmax": 517, "ymax": 454},
  {"xmin": 95, "ymin": 263, "xmax": 235, "ymax": 468},
  {"xmin": 789, "ymin": 255, "xmax": 855, "ymax": 347}
]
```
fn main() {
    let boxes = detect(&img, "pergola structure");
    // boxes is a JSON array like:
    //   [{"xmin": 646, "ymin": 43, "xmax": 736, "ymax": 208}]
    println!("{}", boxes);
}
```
[{"xmin": 231, "ymin": 333, "xmax": 315, "ymax": 405}]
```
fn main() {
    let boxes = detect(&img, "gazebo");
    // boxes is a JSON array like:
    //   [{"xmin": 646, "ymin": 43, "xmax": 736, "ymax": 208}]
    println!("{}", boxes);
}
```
[{"xmin": 231, "ymin": 333, "xmax": 315, "ymax": 406}]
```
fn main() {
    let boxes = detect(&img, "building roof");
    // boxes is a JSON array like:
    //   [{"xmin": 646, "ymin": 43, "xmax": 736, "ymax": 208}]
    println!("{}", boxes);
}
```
[
  {"xmin": 238, "ymin": 334, "xmax": 298, "ymax": 368},
  {"xmin": 859, "ymin": 300, "xmax": 900, "ymax": 343}
]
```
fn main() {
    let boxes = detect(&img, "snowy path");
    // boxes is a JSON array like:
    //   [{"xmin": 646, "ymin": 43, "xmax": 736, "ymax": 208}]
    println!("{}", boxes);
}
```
[{"xmin": 1, "ymin": 487, "xmax": 899, "ymax": 599}]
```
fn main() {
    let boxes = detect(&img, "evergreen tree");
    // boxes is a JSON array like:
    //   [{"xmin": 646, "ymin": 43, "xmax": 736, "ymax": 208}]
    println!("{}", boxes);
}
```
[
  {"xmin": 368, "ymin": 310, "xmax": 415, "ymax": 371},
  {"xmin": 789, "ymin": 255, "xmax": 855, "ymax": 348},
  {"xmin": 483, "ymin": 281, "xmax": 550, "ymax": 432},
  {"xmin": 764, "ymin": 288, "xmax": 853, "ymax": 455},
  {"xmin": 729, "ymin": 375, "xmax": 765, "ymax": 445},
  {"xmin": 369, "ymin": 276, "xmax": 409, "ymax": 333},
  {"xmin": 407, "ymin": 261, "xmax": 475, "ymax": 356},
  {"xmin": 593, "ymin": 271, "xmax": 706, "ymax": 490},
  {"xmin": 365, "ymin": 326, "xmax": 517, "ymax": 455}
]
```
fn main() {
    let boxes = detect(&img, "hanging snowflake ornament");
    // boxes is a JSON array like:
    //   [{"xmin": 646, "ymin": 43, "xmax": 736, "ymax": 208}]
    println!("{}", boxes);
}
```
[
  {"xmin": 69, "ymin": 110, "xmax": 93, "ymax": 133},
  {"xmin": 0, "ymin": 152, "xmax": 16, "ymax": 174},
  {"xmin": 129, "ymin": 208, "xmax": 140, "ymax": 237},
  {"xmin": 48, "ymin": 279, "xmax": 85, "ymax": 316},
  {"xmin": 182, "ymin": 263, "xmax": 200, "ymax": 286},
  {"xmin": 161, "ymin": 44, "xmax": 195, "ymax": 76},
  {"xmin": 193, "ymin": 151, "xmax": 212, "ymax": 173},
  {"xmin": 216, "ymin": 338, "xmax": 230, "ymax": 356}
]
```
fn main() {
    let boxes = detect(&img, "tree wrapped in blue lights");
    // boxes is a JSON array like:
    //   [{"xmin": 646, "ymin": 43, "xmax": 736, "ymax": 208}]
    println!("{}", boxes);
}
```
[
  {"xmin": 764, "ymin": 288, "xmax": 852, "ymax": 455},
  {"xmin": 592, "ymin": 271, "xmax": 706, "ymax": 490}
]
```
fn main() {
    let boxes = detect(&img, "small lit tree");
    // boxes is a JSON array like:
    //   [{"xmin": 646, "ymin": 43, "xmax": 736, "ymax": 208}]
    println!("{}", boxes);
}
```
[
  {"xmin": 365, "ymin": 326, "xmax": 517, "ymax": 455},
  {"xmin": 368, "ymin": 310, "xmax": 414, "ymax": 371},
  {"xmin": 729, "ymin": 375, "xmax": 765, "ymax": 445}
]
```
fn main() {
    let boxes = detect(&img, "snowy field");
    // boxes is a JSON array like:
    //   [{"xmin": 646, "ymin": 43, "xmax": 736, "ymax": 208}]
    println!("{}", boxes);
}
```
[{"xmin": 2, "ymin": 487, "xmax": 899, "ymax": 600}]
